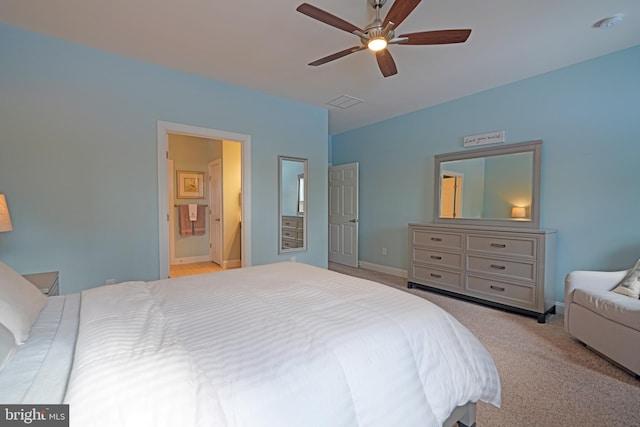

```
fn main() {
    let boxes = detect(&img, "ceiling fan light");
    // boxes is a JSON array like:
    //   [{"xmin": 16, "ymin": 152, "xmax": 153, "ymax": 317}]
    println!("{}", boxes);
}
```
[{"xmin": 367, "ymin": 38, "xmax": 387, "ymax": 51}]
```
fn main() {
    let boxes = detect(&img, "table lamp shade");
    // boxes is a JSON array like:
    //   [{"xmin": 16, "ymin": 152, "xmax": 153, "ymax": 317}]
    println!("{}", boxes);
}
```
[
  {"xmin": 511, "ymin": 206, "xmax": 527, "ymax": 219},
  {"xmin": 0, "ymin": 194, "xmax": 13, "ymax": 232}
]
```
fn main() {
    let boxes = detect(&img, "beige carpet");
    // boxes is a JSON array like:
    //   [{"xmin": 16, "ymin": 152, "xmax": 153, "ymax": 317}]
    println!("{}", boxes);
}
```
[{"xmin": 328, "ymin": 263, "xmax": 639, "ymax": 427}]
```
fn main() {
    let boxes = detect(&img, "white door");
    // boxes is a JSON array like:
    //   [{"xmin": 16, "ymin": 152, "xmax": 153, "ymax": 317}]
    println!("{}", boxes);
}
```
[
  {"xmin": 209, "ymin": 160, "xmax": 223, "ymax": 266},
  {"xmin": 328, "ymin": 162, "xmax": 359, "ymax": 267}
]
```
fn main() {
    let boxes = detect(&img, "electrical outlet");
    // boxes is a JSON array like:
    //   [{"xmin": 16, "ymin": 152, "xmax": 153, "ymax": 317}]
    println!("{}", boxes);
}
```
[
  {"xmin": 290, "ymin": 256, "xmax": 296, "ymax": 262},
  {"xmin": 105, "ymin": 279, "xmax": 116, "ymax": 285},
  {"xmin": 382, "ymin": 248, "xmax": 387, "ymax": 256}
]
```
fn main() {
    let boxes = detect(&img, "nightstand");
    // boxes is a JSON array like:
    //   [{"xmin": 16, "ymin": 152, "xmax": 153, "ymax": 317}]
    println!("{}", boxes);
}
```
[{"xmin": 23, "ymin": 271, "xmax": 60, "ymax": 296}]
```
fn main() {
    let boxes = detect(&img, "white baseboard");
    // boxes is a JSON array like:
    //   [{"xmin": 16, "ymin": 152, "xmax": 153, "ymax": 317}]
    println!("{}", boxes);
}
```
[
  {"xmin": 555, "ymin": 302, "xmax": 565, "ymax": 315},
  {"xmin": 171, "ymin": 257, "xmax": 240, "ymax": 269},
  {"xmin": 358, "ymin": 261, "xmax": 408, "ymax": 278},
  {"xmin": 171, "ymin": 255, "xmax": 210, "ymax": 265},
  {"xmin": 223, "ymin": 259, "xmax": 241, "ymax": 269}
]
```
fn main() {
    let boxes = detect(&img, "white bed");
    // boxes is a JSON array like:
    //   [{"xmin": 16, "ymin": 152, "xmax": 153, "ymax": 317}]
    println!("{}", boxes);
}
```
[
  {"xmin": 1, "ymin": 262, "xmax": 500, "ymax": 427},
  {"xmin": 0, "ymin": 294, "xmax": 80, "ymax": 403}
]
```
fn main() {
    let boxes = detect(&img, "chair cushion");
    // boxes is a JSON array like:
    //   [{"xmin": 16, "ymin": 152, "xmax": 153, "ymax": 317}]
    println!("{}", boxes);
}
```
[
  {"xmin": 573, "ymin": 288, "xmax": 640, "ymax": 331},
  {"xmin": 611, "ymin": 258, "xmax": 640, "ymax": 299}
]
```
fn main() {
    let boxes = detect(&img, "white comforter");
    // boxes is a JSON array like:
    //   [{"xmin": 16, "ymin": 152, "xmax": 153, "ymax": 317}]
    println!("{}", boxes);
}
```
[{"xmin": 64, "ymin": 262, "xmax": 500, "ymax": 427}]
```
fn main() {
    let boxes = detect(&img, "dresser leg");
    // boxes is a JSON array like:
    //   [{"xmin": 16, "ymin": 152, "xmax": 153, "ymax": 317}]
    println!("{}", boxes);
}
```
[
  {"xmin": 407, "ymin": 282, "xmax": 414, "ymax": 289},
  {"xmin": 538, "ymin": 305, "xmax": 556, "ymax": 323}
]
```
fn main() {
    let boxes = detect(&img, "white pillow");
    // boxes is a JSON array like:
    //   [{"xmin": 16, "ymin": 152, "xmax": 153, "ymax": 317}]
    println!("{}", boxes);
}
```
[
  {"xmin": 611, "ymin": 258, "xmax": 640, "ymax": 299},
  {"xmin": 0, "ymin": 322, "xmax": 17, "ymax": 371},
  {"xmin": 0, "ymin": 260, "xmax": 48, "ymax": 344}
]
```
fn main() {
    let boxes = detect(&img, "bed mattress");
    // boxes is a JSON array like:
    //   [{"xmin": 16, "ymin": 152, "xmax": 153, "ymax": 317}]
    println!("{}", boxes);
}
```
[{"xmin": 64, "ymin": 262, "xmax": 500, "ymax": 427}]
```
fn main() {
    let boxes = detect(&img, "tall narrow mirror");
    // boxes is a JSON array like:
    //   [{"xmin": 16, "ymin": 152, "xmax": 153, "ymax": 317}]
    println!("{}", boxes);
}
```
[{"xmin": 278, "ymin": 156, "xmax": 308, "ymax": 253}]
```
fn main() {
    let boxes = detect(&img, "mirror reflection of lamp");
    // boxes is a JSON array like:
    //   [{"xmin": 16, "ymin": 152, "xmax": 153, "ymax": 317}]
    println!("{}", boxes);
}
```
[
  {"xmin": 0, "ymin": 194, "xmax": 13, "ymax": 232},
  {"xmin": 511, "ymin": 206, "xmax": 527, "ymax": 220}
]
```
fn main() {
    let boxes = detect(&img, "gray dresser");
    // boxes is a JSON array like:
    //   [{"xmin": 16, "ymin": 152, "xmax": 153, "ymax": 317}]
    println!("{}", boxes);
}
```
[{"xmin": 408, "ymin": 223, "xmax": 556, "ymax": 322}]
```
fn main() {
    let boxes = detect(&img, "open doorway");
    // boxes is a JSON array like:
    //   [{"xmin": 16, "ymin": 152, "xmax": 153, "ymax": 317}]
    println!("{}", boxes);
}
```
[
  {"xmin": 166, "ymin": 136, "xmax": 241, "ymax": 277},
  {"xmin": 157, "ymin": 121, "xmax": 251, "ymax": 279}
]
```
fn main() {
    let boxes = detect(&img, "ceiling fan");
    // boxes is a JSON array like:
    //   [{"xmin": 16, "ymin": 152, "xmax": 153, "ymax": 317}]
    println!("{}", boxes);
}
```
[{"xmin": 296, "ymin": 0, "xmax": 471, "ymax": 77}]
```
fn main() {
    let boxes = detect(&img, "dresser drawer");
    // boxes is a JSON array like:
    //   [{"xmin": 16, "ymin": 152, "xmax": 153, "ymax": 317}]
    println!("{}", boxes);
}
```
[
  {"xmin": 411, "ymin": 265, "xmax": 463, "ymax": 290},
  {"xmin": 48, "ymin": 277, "xmax": 60, "ymax": 297},
  {"xmin": 467, "ymin": 234, "xmax": 536, "ymax": 258},
  {"xmin": 466, "ymin": 275, "xmax": 536, "ymax": 308},
  {"xmin": 281, "ymin": 237, "xmax": 300, "ymax": 248},
  {"xmin": 467, "ymin": 255, "xmax": 536, "ymax": 282},
  {"xmin": 412, "ymin": 248, "xmax": 463, "ymax": 269},
  {"xmin": 282, "ymin": 228, "xmax": 303, "ymax": 239},
  {"xmin": 412, "ymin": 229, "xmax": 463, "ymax": 251},
  {"xmin": 282, "ymin": 217, "xmax": 303, "ymax": 229}
]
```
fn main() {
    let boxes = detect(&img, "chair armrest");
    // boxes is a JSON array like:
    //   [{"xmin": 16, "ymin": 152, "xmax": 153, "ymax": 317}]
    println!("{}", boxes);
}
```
[
  {"xmin": 565, "ymin": 269, "xmax": 629, "ymax": 302},
  {"xmin": 564, "ymin": 269, "xmax": 629, "ymax": 332}
]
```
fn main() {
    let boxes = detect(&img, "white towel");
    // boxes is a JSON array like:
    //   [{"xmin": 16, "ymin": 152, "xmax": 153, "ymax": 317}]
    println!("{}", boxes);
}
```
[{"xmin": 188, "ymin": 204, "xmax": 198, "ymax": 221}]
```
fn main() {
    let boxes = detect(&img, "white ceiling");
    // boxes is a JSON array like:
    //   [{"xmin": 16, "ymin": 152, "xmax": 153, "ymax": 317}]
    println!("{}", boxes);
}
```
[{"xmin": 1, "ymin": 0, "xmax": 638, "ymax": 135}]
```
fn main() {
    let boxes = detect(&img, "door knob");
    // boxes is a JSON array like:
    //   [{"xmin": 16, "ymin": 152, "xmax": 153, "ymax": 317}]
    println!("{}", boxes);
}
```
[{"xmin": 348, "ymin": 218, "xmax": 358, "ymax": 223}]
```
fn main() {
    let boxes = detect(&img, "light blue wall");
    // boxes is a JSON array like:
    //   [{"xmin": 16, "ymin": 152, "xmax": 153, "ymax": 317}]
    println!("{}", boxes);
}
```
[
  {"xmin": 0, "ymin": 24, "xmax": 329, "ymax": 293},
  {"xmin": 482, "ymin": 152, "xmax": 532, "ymax": 219},
  {"xmin": 331, "ymin": 45, "xmax": 640, "ymax": 302},
  {"xmin": 281, "ymin": 160, "xmax": 304, "ymax": 217}
]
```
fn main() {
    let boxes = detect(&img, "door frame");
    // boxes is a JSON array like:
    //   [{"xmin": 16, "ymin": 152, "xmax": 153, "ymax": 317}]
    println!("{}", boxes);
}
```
[
  {"xmin": 157, "ymin": 121, "xmax": 252, "ymax": 279},
  {"xmin": 168, "ymin": 159, "xmax": 176, "ymax": 264},
  {"xmin": 208, "ymin": 159, "xmax": 223, "ymax": 266}
]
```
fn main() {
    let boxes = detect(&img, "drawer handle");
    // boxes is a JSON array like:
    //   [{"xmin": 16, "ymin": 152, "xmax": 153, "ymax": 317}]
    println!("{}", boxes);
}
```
[
  {"xmin": 490, "ymin": 264, "xmax": 506, "ymax": 270},
  {"xmin": 430, "ymin": 255, "xmax": 442, "ymax": 260},
  {"xmin": 490, "ymin": 243, "xmax": 506, "ymax": 248},
  {"xmin": 430, "ymin": 273, "xmax": 442, "ymax": 279},
  {"xmin": 430, "ymin": 237, "xmax": 443, "ymax": 242},
  {"xmin": 490, "ymin": 285, "xmax": 505, "ymax": 292}
]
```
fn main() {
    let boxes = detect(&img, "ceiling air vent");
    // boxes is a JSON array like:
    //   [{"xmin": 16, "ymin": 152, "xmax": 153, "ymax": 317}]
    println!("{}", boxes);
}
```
[{"xmin": 327, "ymin": 94, "xmax": 363, "ymax": 109}]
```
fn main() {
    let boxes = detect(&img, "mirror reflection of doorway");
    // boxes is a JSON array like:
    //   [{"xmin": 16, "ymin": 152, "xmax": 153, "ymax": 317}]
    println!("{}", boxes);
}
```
[{"xmin": 440, "ymin": 173, "xmax": 463, "ymax": 218}]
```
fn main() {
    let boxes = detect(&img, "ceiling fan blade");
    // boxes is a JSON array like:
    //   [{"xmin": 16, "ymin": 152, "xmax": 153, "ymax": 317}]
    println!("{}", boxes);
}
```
[
  {"xmin": 398, "ymin": 29, "xmax": 472, "ymax": 45},
  {"xmin": 297, "ymin": 3, "xmax": 364, "ymax": 35},
  {"xmin": 383, "ymin": 0, "xmax": 421, "ymax": 28},
  {"xmin": 375, "ymin": 49, "xmax": 398, "ymax": 77},
  {"xmin": 309, "ymin": 46, "xmax": 365, "ymax": 66}
]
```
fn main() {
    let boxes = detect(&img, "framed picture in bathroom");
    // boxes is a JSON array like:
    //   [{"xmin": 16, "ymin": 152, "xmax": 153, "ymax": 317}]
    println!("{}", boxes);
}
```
[{"xmin": 177, "ymin": 170, "xmax": 204, "ymax": 199}]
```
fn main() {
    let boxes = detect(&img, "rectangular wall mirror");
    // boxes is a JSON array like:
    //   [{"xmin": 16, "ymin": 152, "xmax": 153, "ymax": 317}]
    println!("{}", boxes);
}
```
[
  {"xmin": 434, "ymin": 140, "xmax": 542, "ymax": 228},
  {"xmin": 278, "ymin": 156, "xmax": 308, "ymax": 253}
]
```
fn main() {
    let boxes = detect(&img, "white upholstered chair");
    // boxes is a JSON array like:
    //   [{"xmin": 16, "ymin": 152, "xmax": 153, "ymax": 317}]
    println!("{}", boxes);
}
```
[{"xmin": 564, "ymin": 269, "xmax": 640, "ymax": 378}]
